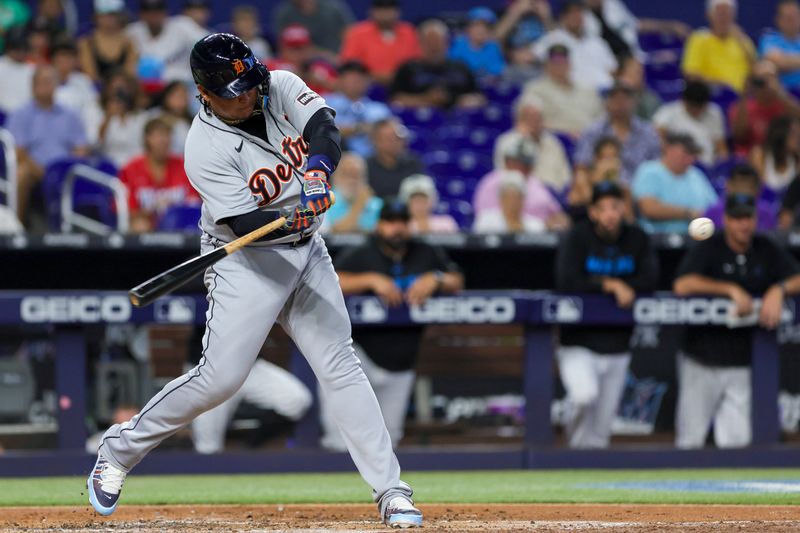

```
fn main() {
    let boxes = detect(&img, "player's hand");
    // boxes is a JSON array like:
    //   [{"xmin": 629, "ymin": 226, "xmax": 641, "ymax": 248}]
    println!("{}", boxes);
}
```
[
  {"xmin": 603, "ymin": 278, "xmax": 635, "ymax": 309},
  {"xmin": 406, "ymin": 272, "xmax": 439, "ymax": 307},
  {"xmin": 281, "ymin": 205, "xmax": 316, "ymax": 232},
  {"xmin": 301, "ymin": 169, "xmax": 333, "ymax": 216},
  {"xmin": 370, "ymin": 273, "xmax": 404, "ymax": 307},
  {"xmin": 759, "ymin": 285, "xmax": 785, "ymax": 330},
  {"xmin": 728, "ymin": 284, "xmax": 754, "ymax": 317}
]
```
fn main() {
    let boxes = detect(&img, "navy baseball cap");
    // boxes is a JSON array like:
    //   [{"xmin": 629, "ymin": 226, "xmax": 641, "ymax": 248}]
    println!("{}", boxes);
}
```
[
  {"xmin": 725, "ymin": 193, "xmax": 756, "ymax": 217},
  {"xmin": 591, "ymin": 180, "xmax": 624, "ymax": 204},
  {"xmin": 467, "ymin": 7, "xmax": 497, "ymax": 24},
  {"xmin": 379, "ymin": 199, "xmax": 410, "ymax": 221}
]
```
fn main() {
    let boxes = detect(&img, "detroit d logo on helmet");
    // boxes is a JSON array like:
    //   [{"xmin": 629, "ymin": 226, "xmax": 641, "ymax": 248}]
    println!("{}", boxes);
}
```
[{"xmin": 232, "ymin": 59, "xmax": 245, "ymax": 75}]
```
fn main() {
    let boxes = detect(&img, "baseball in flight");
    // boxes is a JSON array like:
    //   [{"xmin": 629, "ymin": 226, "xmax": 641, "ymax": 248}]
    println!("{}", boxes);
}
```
[{"xmin": 688, "ymin": 217, "xmax": 715, "ymax": 241}]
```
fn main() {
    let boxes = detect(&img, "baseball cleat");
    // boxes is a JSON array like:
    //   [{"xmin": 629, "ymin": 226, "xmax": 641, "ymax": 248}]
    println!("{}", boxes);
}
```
[
  {"xmin": 87, "ymin": 453, "xmax": 127, "ymax": 516},
  {"xmin": 383, "ymin": 496, "xmax": 423, "ymax": 528}
]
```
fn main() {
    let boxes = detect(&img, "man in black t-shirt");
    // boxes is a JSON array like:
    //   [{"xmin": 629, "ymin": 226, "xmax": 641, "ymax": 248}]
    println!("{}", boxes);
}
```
[
  {"xmin": 389, "ymin": 19, "xmax": 485, "ymax": 109},
  {"xmin": 555, "ymin": 181, "xmax": 658, "ymax": 448},
  {"xmin": 320, "ymin": 200, "xmax": 464, "ymax": 450},
  {"xmin": 674, "ymin": 193, "xmax": 800, "ymax": 448}
]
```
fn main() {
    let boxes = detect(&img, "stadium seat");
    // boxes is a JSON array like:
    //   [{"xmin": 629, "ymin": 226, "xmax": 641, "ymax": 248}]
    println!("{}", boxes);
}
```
[
  {"xmin": 710, "ymin": 84, "xmax": 739, "ymax": 112},
  {"xmin": 405, "ymin": 125, "xmax": 435, "ymax": 153},
  {"xmin": 0, "ymin": 110, "xmax": 6, "ymax": 127},
  {"xmin": 707, "ymin": 157, "xmax": 747, "ymax": 194},
  {"xmin": 366, "ymin": 83, "xmax": 388, "ymax": 103},
  {"xmin": 42, "ymin": 157, "xmax": 119, "ymax": 231},
  {"xmin": 452, "ymin": 105, "xmax": 513, "ymax": 131},
  {"xmin": 481, "ymin": 81, "xmax": 522, "ymax": 105},
  {"xmin": 638, "ymin": 32, "xmax": 684, "ymax": 53},
  {"xmin": 650, "ymin": 78, "xmax": 685, "ymax": 103},
  {"xmin": 439, "ymin": 125, "xmax": 498, "ymax": 152},
  {"xmin": 391, "ymin": 106, "xmax": 445, "ymax": 129},
  {"xmin": 158, "ymin": 205, "xmax": 201, "ymax": 232}
]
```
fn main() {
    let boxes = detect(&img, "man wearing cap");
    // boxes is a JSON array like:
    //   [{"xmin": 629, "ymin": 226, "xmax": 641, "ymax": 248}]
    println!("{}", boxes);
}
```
[
  {"xmin": 555, "ymin": 181, "xmax": 658, "ymax": 448},
  {"xmin": 632, "ymin": 132, "xmax": 718, "ymax": 234},
  {"xmin": 325, "ymin": 200, "xmax": 463, "ymax": 450},
  {"xmin": 273, "ymin": 0, "xmax": 355, "ymax": 55},
  {"xmin": 653, "ymin": 80, "xmax": 728, "ymax": 167},
  {"xmin": 267, "ymin": 24, "xmax": 337, "ymax": 94},
  {"xmin": 0, "ymin": 27, "xmax": 34, "ymax": 114},
  {"xmin": 682, "ymin": 0, "xmax": 756, "ymax": 93},
  {"xmin": 707, "ymin": 163, "xmax": 777, "ymax": 231},
  {"xmin": 533, "ymin": 0, "xmax": 617, "ymax": 91},
  {"xmin": 474, "ymin": 138, "xmax": 569, "ymax": 230},
  {"xmin": 673, "ymin": 192, "xmax": 800, "ymax": 449},
  {"xmin": 399, "ymin": 174, "xmax": 458, "ymax": 234},
  {"xmin": 391, "ymin": 19, "xmax": 484, "ymax": 109},
  {"xmin": 449, "ymin": 7, "xmax": 506, "ymax": 78},
  {"xmin": 493, "ymin": 93, "xmax": 572, "ymax": 192},
  {"xmin": 522, "ymin": 43, "xmax": 603, "ymax": 136},
  {"xmin": 126, "ymin": 0, "xmax": 207, "ymax": 84},
  {"xmin": 573, "ymin": 81, "xmax": 661, "ymax": 183},
  {"xmin": 340, "ymin": 0, "xmax": 421, "ymax": 84},
  {"xmin": 326, "ymin": 61, "xmax": 392, "ymax": 157}
]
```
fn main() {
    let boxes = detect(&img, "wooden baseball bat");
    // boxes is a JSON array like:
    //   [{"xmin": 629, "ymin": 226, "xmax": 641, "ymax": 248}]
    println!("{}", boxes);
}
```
[{"xmin": 128, "ymin": 216, "xmax": 288, "ymax": 307}]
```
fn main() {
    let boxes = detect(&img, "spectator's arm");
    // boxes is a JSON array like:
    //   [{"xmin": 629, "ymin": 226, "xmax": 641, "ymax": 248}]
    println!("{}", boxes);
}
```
[
  {"xmin": 637, "ymin": 196, "xmax": 699, "ymax": 221},
  {"xmin": 331, "ymin": 190, "xmax": 372, "ymax": 233},
  {"xmin": 337, "ymin": 271, "xmax": 378, "ymax": 294},
  {"xmin": 673, "ymin": 273, "xmax": 741, "ymax": 296},
  {"xmin": 77, "ymin": 36, "xmax": 99, "ymax": 82},
  {"xmin": 764, "ymin": 47, "xmax": 800, "ymax": 72},
  {"xmin": 123, "ymin": 38, "xmax": 139, "ymax": 80}
]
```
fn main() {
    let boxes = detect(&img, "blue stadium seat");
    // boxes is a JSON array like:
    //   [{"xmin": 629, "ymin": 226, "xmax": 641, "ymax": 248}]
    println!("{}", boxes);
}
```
[
  {"xmin": 158, "ymin": 205, "xmax": 201, "ymax": 232},
  {"xmin": 710, "ymin": 84, "xmax": 739, "ymax": 112},
  {"xmin": 366, "ymin": 83, "xmax": 388, "ymax": 103},
  {"xmin": 391, "ymin": 106, "xmax": 445, "ymax": 129},
  {"xmin": 42, "ymin": 157, "xmax": 118, "ymax": 231},
  {"xmin": 405, "ymin": 124, "xmax": 435, "ymax": 153},
  {"xmin": 650, "ymin": 78, "xmax": 685, "ymax": 103},
  {"xmin": 452, "ymin": 105, "xmax": 513, "ymax": 131},
  {"xmin": 0, "ymin": 110, "xmax": 6, "ymax": 127},
  {"xmin": 439, "ymin": 125, "xmax": 498, "ymax": 152},
  {"xmin": 482, "ymin": 81, "xmax": 522, "ymax": 105},
  {"xmin": 644, "ymin": 61, "xmax": 682, "ymax": 82},
  {"xmin": 707, "ymin": 157, "xmax": 747, "ymax": 194},
  {"xmin": 638, "ymin": 32, "xmax": 684, "ymax": 52},
  {"xmin": 447, "ymin": 199, "xmax": 474, "ymax": 229}
]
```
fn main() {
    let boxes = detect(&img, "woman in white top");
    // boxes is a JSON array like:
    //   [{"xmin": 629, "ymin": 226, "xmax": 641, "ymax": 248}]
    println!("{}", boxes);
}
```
[
  {"xmin": 473, "ymin": 170, "xmax": 547, "ymax": 233},
  {"xmin": 97, "ymin": 72, "xmax": 148, "ymax": 168},
  {"xmin": 751, "ymin": 116, "xmax": 800, "ymax": 191},
  {"xmin": 399, "ymin": 174, "xmax": 459, "ymax": 234}
]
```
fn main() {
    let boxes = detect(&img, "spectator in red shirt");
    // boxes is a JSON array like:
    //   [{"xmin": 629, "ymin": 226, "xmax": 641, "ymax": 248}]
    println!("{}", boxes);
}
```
[
  {"xmin": 339, "ymin": 0, "xmax": 421, "ymax": 84},
  {"xmin": 267, "ymin": 24, "xmax": 337, "ymax": 94},
  {"xmin": 119, "ymin": 117, "xmax": 199, "ymax": 233},
  {"xmin": 730, "ymin": 60, "xmax": 800, "ymax": 156}
]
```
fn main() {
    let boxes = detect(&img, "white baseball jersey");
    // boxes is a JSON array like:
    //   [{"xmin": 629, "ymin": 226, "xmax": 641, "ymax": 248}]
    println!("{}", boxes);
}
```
[{"xmin": 184, "ymin": 70, "xmax": 330, "ymax": 245}]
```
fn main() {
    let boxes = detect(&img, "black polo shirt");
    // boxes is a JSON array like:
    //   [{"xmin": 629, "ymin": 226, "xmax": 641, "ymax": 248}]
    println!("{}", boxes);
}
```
[
  {"xmin": 335, "ymin": 236, "xmax": 460, "ymax": 371},
  {"xmin": 390, "ymin": 58, "xmax": 479, "ymax": 108},
  {"xmin": 676, "ymin": 233, "xmax": 800, "ymax": 367}
]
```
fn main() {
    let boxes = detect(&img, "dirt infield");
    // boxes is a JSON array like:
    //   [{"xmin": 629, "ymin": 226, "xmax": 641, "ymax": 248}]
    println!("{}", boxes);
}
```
[{"xmin": 2, "ymin": 504, "xmax": 800, "ymax": 532}]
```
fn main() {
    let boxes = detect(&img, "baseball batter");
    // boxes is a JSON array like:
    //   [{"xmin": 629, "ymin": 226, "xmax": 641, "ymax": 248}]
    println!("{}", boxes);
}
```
[{"xmin": 88, "ymin": 33, "xmax": 423, "ymax": 529}]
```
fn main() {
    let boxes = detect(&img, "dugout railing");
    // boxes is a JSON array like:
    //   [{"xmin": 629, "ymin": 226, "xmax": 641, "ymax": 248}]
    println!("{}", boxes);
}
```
[{"xmin": 0, "ymin": 290, "xmax": 798, "ymax": 477}]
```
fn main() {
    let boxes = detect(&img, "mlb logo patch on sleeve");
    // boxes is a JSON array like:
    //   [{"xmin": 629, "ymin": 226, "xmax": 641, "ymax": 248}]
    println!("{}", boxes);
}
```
[{"xmin": 297, "ymin": 91, "xmax": 320, "ymax": 105}]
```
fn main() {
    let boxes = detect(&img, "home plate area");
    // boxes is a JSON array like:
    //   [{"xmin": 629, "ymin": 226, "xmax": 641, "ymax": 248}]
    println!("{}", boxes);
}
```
[{"xmin": 3, "ymin": 504, "xmax": 800, "ymax": 532}]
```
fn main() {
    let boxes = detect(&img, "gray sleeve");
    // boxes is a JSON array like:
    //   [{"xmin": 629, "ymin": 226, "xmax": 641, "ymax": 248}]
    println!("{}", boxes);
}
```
[
  {"xmin": 270, "ymin": 70, "xmax": 332, "ymax": 136},
  {"xmin": 184, "ymin": 134, "xmax": 258, "ymax": 223}
]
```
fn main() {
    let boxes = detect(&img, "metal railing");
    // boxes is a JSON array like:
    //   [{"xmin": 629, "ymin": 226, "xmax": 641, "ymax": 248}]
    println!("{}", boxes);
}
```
[
  {"xmin": 0, "ymin": 128, "xmax": 18, "ymax": 215},
  {"xmin": 60, "ymin": 164, "xmax": 129, "ymax": 235}
]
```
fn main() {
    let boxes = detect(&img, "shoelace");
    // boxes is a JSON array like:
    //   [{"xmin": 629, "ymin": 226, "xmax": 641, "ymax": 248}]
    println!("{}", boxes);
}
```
[{"xmin": 96, "ymin": 462, "xmax": 126, "ymax": 495}]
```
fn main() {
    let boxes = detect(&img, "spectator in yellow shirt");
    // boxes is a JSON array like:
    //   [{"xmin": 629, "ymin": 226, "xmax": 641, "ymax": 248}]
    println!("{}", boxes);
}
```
[{"xmin": 682, "ymin": 0, "xmax": 756, "ymax": 92}]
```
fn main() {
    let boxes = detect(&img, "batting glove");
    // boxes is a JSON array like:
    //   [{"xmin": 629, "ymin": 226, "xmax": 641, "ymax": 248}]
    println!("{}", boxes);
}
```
[
  {"xmin": 280, "ymin": 205, "xmax": 316, "ymax": 233},
  {"xmin": 301, "ymin": 155, "xmax": 334, "ymax": 216}
]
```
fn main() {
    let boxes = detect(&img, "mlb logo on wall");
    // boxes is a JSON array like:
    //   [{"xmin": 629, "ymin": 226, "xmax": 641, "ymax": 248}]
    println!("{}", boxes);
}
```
[
  {"xmin": 542, "ymin": 296, "xmax": 583, "ymax": 323},
  {"xmin": 154, "ymin": 297, "xmax": 196, "ymax": 323},
  {"xmin": 347, "ymin": 296, "xmax": 387, "ymax": 324}
]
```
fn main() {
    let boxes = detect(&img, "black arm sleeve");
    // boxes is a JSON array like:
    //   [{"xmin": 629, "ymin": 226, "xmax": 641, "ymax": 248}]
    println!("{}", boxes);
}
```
[
  {"xmin": 222, "ymin": 209, "xmax": 293, "ymax": 240},
  {"xmin": 303, "ymin": 107, "xmax": 342, "ymax": 169}
]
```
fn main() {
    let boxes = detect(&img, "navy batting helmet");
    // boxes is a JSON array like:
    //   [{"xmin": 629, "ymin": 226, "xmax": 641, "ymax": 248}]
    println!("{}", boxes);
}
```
[{"xmin": 190, "ymin": 33, "xmax": 269, "ymax": 98}]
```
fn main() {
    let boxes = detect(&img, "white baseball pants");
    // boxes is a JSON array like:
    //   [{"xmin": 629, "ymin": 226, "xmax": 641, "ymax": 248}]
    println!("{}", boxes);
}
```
[
  {"xmin": 675, "ymin": 353, "xmax": 751, "ymax": 449},
  {"xmin": 557, "ymin": 345, "xmax": 631, "ymax": 449},
  {"xmin": 320, "ymin": 343, "xmax": 416, "ymax": 451},
  {"xmin": 191, "ymin": 358, "xmax": 313, "ymax": 454}
]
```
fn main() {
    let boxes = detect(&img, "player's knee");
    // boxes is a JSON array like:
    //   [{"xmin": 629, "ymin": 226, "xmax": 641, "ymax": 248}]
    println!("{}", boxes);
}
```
[
  {"xmin": 319, "ymin": 341, "xmax": 365, "ymax": 390},
  {"xmin": 204, "ymin": 371, "xmax": 248, "ymax": 405},
  {"xmin": 569, "ymin": 383, "xmax": 599, "ymax": 408}
]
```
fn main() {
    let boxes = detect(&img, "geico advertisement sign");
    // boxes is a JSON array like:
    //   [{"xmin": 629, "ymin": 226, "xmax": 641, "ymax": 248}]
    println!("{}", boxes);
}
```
[
  {"xmin": 21, "ymin": 295, "xmax": 132, "ymax": 323},
  {"xmin": 633, "ymin": 297, "xmax": 795, "ymax": 325},
  {"xmin": 410, "ymin": 297, "xmax": 516, "ymax": 323}
]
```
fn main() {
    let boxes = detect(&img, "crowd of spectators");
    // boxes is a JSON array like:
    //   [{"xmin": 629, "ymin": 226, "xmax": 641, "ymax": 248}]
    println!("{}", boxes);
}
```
[{"xmin": 3, "ymin": 0, "xmax": 800, "ymax": 237}]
